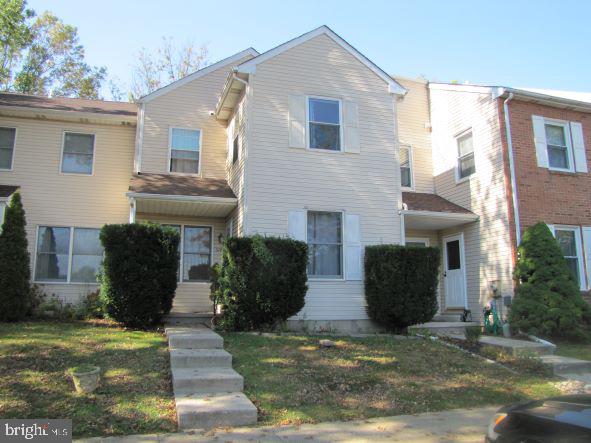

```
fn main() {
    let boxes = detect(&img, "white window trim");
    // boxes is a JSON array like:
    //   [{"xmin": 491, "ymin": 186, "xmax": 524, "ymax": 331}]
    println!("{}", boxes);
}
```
[
  {"xmin": 455, "ymin": 129, "xmax": 475, "ymax": 183},
  {"xmin": 400, "ymin": 143, "xmax": 414, "ymax": 190},
  {"xmin": 59, "ymin": 131, "xmax": 97, "ymax": 176},
  {"xmin": 305, "ymin": 96, "xmax": 344, "ymax": 153},
  {"xmin": 405, "ymin": 237, "xmax": 429, "ymax": 246},
  {"xmin": 544, "ymin": 118, "xmax": 575, "ymax": 173},
  {"xmin": 168, "ymin": 126, "xmax": 203, "ymax": 176},
  {"xmin": 164, "ymin": 223, "xmax": 214, "ymax": 284},
  {"xmin": 306, "ymin": 209, "xmax": 345, "ymax": 281},
  {"xmin": 553, "ymin": 225, "xmax": 586, "ymax": 289},
  {"xmin": 33, "ymin": 226, "xmax": 103, "ymax": 285},
  {"xmin": 0, "ymin": 126, "xmax": 17, "ymax": 171}
]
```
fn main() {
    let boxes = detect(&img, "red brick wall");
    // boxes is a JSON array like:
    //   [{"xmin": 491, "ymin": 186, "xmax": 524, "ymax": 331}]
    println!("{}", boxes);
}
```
[{"xmin": 506, "ymin": 99, "xmax": 591, "ymax": 231}]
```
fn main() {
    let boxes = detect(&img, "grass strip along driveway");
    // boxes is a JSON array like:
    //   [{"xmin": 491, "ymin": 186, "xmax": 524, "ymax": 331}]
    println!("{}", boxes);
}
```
[
  {"xmin": 0, "ymin": 320, "xmax": 176, "ymax": 438},
  {"xmin": 224, "ymin": 333, "xmax": 561, "ymax": 427}
]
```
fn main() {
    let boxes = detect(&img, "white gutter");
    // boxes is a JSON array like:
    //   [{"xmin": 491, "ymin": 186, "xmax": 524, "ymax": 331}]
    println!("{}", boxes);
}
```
[
  {"xmin": 503, "ymin": 93, "xmax": 521, "ymax": 246},
  {"xmin": 401, "ymin": 209, "xmax": 478, "ymax": 222}
]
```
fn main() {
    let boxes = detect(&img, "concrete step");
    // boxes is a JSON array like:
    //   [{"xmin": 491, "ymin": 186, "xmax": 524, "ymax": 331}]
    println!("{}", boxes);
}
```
[
  {"xmin": 479, "ymin": 336, "xmax": 555, "ymax": 356},
  {"xmin": 165, "ymin": 325, "xmax": 211, "ymax": 335},
  {"xmin": 172, "ymin": 368, "xmax": 243, "ymax": 394},
  {"xmin": 432, "ymin": 313, "xmax": 463, "ymax": 322},
  {"xmin": 540, "ymin": 355, "xmax": 591, "ymax": 375},
  {"xmin": 409, "ymin": 321, "xmax": 480, "ymax": 337},
  {"xmin": 176, "ymin": 392, "xmax": 257, "ymax": 430},
  {"xmin": 165, "ymin": 313, "xmax": 213, "ymax": 327},
  {"xmin": 170, "ymin": 349, "xmax": 232, "ymax": 369},
  {"xmin": 168, "ymin": 333, "xmax": 223, "ymax": 350}
]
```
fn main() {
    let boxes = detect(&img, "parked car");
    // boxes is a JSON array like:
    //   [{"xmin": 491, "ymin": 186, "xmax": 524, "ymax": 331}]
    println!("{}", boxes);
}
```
[{"xmin": 486, "ymin": 394, "xmax": 591, "ymax": 442}]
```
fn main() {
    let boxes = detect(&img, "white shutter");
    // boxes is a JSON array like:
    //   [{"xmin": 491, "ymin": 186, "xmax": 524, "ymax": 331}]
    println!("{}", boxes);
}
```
[
  {"xmin": 570, "ymin": 122, "xmax": 588, "ymax": 173},
  {"xmin": 288, "ymin": 95, "xmax": 306, "ymax": 149},
  {"xmin": 583, "ymin": 227, "xmax": 591, "ymax": 290},
  {"xmin": 343, "ymin": 100, "xmax": 360, "ymax": 154},
  {"xmin": 288, "ymin": 210, "xmax": 306, "ymax": 241},
  {"xmin": 344, "ymin": 213, "xmax": 362, "ymax": 280},
  {"xmin": 532, "ymin": 115, "xmax": 549, "ymax": 168}
]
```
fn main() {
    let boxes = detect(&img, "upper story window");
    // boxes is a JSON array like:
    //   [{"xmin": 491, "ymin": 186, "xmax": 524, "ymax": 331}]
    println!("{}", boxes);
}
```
[
  {"xmin": 61, "ymin": 132, "xmax": 95, "ymax": 175},
  {"xmin": 532, "ymin": 115, "xmax": 587, "ymax": 173},
  {"xmin": 456, "ymin": 131, "xmax": 475, "ymax": 180},
  {"xmin": 308, "ymin": 98, "xmax": 341, "ymax": 151},
  {"xmin": 307, "ymin": 211, "xmax": 342, "ymax": 278},
  {"xmin": 0, "ymin": 127, "xmax": 16, "ymax": 170},
  {"xmin": 35, "ymin": 226, "xmax": 103, "ymax": 283},
  {"xmin": 232, "ymin": 134, "xmax": 239, "ymax": 164},
  {"xmin": 170, "ymin": 128, "xmax": 201, "ymax": 174},
  {"xmin": 400, "ymin": 145, "xmax": 413, "ymax": 188},
  {"xmin": 545, "ymin": 122, "xmax": 572, "ymax": 171}
]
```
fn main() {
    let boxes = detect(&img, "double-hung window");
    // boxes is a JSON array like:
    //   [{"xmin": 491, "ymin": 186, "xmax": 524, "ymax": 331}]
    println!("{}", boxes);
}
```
[
  {"xmin": 183, "ymin": 226, "xmax": 212, "ymax": 281},
  {"xmin": 61, "ymin": 132, "xmax": 95, "ymax": 174},
  {"xmin": 307, "ymin": 211, "xmax": 342, "ymax": 278},
  {"xmin": 400, "ymin": 145, "xmax": 413, "ymax": 188},
  {"xmin": 35, "ymin": 227, "xmax": 103, "ymax": 283},
  {"xmin": 170, "ymin": 128, "xmax": 201, "ymax": 174},
  {"xmin": 554, "ymin": 227, "xmax": 584, "ymax": 287},
  {"xmin": 0, "ymin": 127, "xmax": 16, "ymax": 170},
  {"xmin": 545, "ymin": 122, "xmax": 572, "ymax": 171},
  {"xmin": 308, "ymin": 98, "xmax": 341, "ymax": 151},
  {"xmin": 457, "ymin": 131, "xmax": 475, "ymax": 180}
]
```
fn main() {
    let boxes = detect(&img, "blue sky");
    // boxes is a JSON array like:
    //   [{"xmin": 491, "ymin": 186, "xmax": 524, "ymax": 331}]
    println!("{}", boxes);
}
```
[{"xmin": 29, "ymin": 0, "xmax": 591, "ymax": 95}]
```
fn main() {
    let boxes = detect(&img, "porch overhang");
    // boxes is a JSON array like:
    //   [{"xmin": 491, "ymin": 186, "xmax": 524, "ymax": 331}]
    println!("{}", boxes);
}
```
[
  {"xmin": 401, "ymin": 209, "xmax": 478, "ymax": 230},
  {"xmin": 128, "ymin": 173, "xmax": 237, "ymax": 218}
]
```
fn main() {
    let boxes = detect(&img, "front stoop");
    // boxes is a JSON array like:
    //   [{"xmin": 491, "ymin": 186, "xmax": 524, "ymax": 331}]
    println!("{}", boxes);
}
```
[{"xmin": 165, "ymin": 325, "xmax": 257, "ymax": 430}]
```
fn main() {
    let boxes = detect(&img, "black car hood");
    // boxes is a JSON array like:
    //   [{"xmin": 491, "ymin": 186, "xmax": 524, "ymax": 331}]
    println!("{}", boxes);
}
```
[{"xmin": 505, "ymin": 395, "xmax": 591, "ymax": 430}]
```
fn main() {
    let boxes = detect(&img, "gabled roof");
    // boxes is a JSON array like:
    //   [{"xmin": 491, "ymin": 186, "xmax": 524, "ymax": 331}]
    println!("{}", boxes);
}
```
[
  {"xmin": 0, "ymin": 93, "xmax": 136, "ymax": 116},
  {"xmin": 236, "ymin": 26, "xmax": 406, "ymax": 96},
  {"xmin": 139, "ymin": 48, "xmax": 259, "ymax": 103}
]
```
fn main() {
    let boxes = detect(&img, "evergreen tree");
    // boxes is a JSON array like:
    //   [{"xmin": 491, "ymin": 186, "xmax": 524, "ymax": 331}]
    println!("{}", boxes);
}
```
[
  {"xmin": 0, "ymin": 192, "xmax": 31, "ymax": 321},
  {"xmin": 509, "ymin": 222, "xmax": 591, "ymax": 341}
]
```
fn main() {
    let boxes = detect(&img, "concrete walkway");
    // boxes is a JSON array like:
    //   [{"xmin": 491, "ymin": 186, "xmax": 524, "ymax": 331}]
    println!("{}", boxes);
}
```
[{"xmin": 76, "ymin": 406, "xmax": 498, "ymax": 442}]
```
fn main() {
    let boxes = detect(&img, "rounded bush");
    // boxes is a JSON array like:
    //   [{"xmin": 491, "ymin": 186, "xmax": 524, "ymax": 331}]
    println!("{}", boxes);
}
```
[
  {"xmin": 212, "ymin": 235, "xmax": 308, "ymax": 331},
  {"xmin": 99, "ymin": 223, "xmax": 179, "ymax": 328},
  {"xmin": 364, "ymin": 244, "xmax": 440, "ymax": 331}
]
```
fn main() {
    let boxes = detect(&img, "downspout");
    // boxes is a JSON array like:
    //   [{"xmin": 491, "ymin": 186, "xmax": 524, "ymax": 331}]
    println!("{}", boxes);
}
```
[{"xmin": 503, "ymin": 93, "xmax": 521, "ymax": 246}]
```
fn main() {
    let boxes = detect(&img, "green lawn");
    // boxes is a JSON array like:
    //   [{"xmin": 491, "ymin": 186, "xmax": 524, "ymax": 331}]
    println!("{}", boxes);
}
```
[
  {"xmin": 555, "ymin": 342, "xmax": 591, "ymax": 361},
  {"xmin": 224, "ymin": 333, "xmax": 561, "ymax": 427},
  {"xmin": 0, "ymin": 320, "xmax": 176, "ymax": 438}
]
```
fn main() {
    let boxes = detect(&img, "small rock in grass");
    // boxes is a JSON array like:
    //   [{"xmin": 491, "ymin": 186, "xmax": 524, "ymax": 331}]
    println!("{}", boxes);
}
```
[{"xmin": 319, "ymin": 339, "xmax": 335, "ymax": 348}]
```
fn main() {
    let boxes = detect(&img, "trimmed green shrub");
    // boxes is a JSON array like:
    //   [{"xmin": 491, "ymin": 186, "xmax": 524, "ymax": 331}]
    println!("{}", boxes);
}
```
[
  {"xmin": 213, "ymin": 235, "xmax": 307, "ymax": 331},
  {"xmin": 0, "ymin": 192, "xmax": 31, "ymax": 321},
  {"xmin": 99, "ymin": 223, "xmax": 179, "ymax": 328},
  {"xmin": 465, "ymin": 325, "xmax": 482, "ymax": 344},
  {"xmin": 509, "ymin": 222, "xmax": 591, "ymax": 341},
  {"xmin": 365, "ymin": 245, "xmax": 440, "ymax": 331}
]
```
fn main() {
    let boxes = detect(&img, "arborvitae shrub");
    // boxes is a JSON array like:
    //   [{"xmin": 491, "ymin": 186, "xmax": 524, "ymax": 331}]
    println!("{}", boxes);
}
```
[
  {"xmin": 0, "ymin": 192, "xmax": 31, "ymax": 321},
  {"xmin": 99, "ymin": 223, "xmax": 179, "ymax": 328},
  {"xmin": 213, "ymin": 235, "xmax": 308, "ymax": 331},
  {"xmin": 509, "ymin": 222, "xmax": 591, "ymax": 341},
  {"xmin": 364, "ymin": 244, "xmax": 440, "ymax": 331}
]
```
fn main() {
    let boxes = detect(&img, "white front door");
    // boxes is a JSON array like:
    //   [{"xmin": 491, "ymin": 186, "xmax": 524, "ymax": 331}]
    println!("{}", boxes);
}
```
[{"xmin": 443, "ymin": 234, "xmax": 467, "ymax": 309}]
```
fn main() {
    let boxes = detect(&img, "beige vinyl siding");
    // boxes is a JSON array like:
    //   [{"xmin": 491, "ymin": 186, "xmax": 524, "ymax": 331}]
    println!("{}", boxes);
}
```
[
  {"xmin": 140, "ymin": 56, "xmax": 253, "ymax": 178},
  {"xmin": 136, "ymin": 213, "xmax": 225, "ymax": 314},
  {"xmin": 0, "ymin": 116, "xmax": 135, "ymax": 304},
  {"xmin": 429, "ymin": 86, "xmax": 513, "ymax": 319},
  {"xmin": 395, "ymin": 77, "xmax": 434, "ymax": 193},
  {"xmin": 245, "ymin": 34, "xmax": 401, "ymax": 320},
  {"xmin": 226, "ymin": 93, "xmax": 248, "ymax": 236}
]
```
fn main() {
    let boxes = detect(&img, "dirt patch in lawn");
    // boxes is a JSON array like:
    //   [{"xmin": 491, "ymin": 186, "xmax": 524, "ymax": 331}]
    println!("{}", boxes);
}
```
[
  {"xmin": 0, "ymin": 320, "xmax": 176, "ymax": 438},
  {"xmin": 223, "ymin": 333, "xmax": 560, "ymax": 427}
]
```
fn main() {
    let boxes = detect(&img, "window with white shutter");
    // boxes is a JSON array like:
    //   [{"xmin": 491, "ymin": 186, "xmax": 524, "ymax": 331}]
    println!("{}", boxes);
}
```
[{"xmin": 531, "ymin": 116, "xmax": 586, "ymax": 173}]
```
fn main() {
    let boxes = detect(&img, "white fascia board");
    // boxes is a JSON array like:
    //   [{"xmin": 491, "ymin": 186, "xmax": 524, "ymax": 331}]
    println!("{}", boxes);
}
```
[
  {"xmin": 126, "ymin": 192, "xmax": 237, "ymax": 205},
  {"xmin": 428, "ymin": 83, "xmax": 496, "ymax": 94},
  {"xmin": 401, "ymin": 209, "xmax": 479, "ymax": 222},
  {"xmin": 236, "ymin": 25, "xmax": 407, "ymax": 96},
  {"xmin": 493, "ymin": 87, "xmax": 591, "ymax": 112},
  {"xmin": 139, "ymin": 48, "xmax": 259, "ymax": 103}
]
